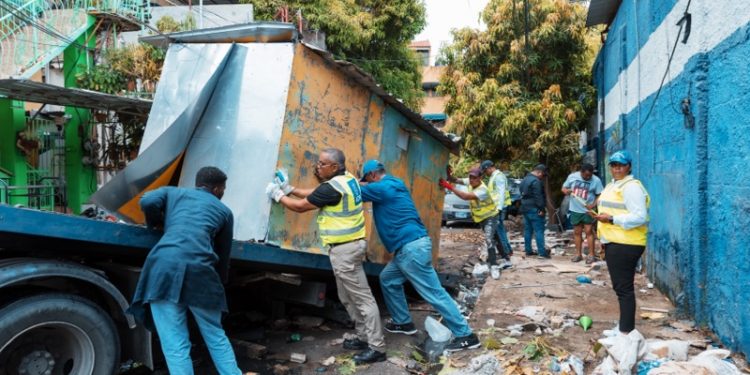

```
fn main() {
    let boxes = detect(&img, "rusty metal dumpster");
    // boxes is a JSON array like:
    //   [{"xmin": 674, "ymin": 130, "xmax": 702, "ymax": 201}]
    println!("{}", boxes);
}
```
[{"xmin": 92, "ymin": 22, "xmax": 458, "ymax": 264}]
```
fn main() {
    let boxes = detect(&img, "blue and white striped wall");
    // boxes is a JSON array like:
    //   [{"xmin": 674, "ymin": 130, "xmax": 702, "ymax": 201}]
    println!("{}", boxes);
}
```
[{"xmin": 593, "ymin": 0, "xmax": 750, "ymax": 357}]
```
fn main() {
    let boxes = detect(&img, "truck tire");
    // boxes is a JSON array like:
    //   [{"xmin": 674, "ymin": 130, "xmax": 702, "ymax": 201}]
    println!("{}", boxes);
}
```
[{"xmin": 0, "ymin": 293, "xmax": 120, "ymax": 375}]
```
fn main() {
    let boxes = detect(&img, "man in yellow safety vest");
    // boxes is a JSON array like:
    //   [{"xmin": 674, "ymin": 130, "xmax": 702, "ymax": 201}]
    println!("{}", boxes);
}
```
[
  {"xmin": 481, "ymin": 160, "xmax": 513, "ymax": 268},
  {"xmin": 441, "ymin": 167, "xmax": 503, "ymax": 279},
  {"xmin": 592, "ymin": 150, "xmax": 650, "ymax": 335},
  {"xmin": 265, "ymin": 148, "xmax": 386, "ymax": 364}
]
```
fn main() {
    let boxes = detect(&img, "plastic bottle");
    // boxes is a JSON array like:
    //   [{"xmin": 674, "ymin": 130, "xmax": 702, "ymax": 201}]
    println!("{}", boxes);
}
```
[{"xmin": 424, "ymin": 316, "xmax": 451, "ymax": 342}]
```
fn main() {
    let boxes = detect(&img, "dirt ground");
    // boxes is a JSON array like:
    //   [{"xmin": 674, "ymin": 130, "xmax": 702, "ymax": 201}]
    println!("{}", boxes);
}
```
[{"xmin": 136, "ymin": 222, "xmax": 748, "ymax": 375}]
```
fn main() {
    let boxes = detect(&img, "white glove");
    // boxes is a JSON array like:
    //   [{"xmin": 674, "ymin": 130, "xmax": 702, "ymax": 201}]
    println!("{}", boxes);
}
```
[
  {"xmin": 274, "ymin": 169, "xmax": 295, "ymax": 195},
  {"xmin": 265, "ymin": 182, "xmax": 285, "ymax": 202}
]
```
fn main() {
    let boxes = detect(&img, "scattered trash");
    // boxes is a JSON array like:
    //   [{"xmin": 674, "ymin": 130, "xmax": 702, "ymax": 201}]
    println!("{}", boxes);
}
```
[
  {"xmin": 419, "ymin": 337, "xmax": 448, "ymax": 363},
  {"xmin": 593, "ymin": 329, "xmax": 645, "ymax": 374},
  {"xmin": 288, "ymin": 333, "xmax": 301, "ymax": 342},
  {"xmin": 591, "ymin": 280, "xmax": 607, "ymax": 287},
  {"xmin": 327, "ymin": 338, "xmax": 344, "ymax": 346},
  {"xmin": 425, "ymin": 316, "xmax": 452, "ymax": 342},
  {"xmin": 501, "ymin": 336, "xmax": 519, "ymax": 345},
  {"xmin": 576, "ymin": 275, "xmax": 592, "ymax": 284},
  {"xmin": 472, "ymin": 263, "xmax": 489, "ymax": 278},
  {"xmin": 648, "ymin": 349, "xmax": 741, "ymax": 375},
  {"xmin": 320, "ymin": 356, "xmax": 336, "ymax": 366},
  {"xmin": 637, "ymin": 359, "xmax": 664, "ymax": 375},
  {"xmin": 451, "ymin": 353, "xmax": 500, "ymax": 375},
  {"xmin": 643, "ymin": 339, "xmax": 690, "ymax": 361},
  {"xmin": 490, "ymin": 265, "xmax": 501, "ymax": 280},
  {"xmin": 486, "ymin": 318, "xmax": 495, "ymax": 327},
  {"xmin": 579, "ymin": 316, "xmax": 593, "ymax": 331},
  {"xmin": 516, "ymin": 305, "xmax": 547, "ymax": 322},
  {"xmin": 647, "ymin": 282, "xmax": 655, "ymax": 289},
  {"xmin": 640, "ymin": 306, "xmax": 669, "ymax": 313},
  {"xmin": 387, "ymin": 356, "xmax": 408, "ymax": 368},
  {"xmin": 273, "ymin": 364, "xmax": 290, "ymax": 375},
  {"xmin": 315, "ymin": 366, "xmax": 327, "ymax": 373},
  {"xmin": 641, "ymin": 312, "xmax": 666, "ymax": 320},
  {"xmin": 535, "ymin": 291, "xmax": 567, "ymax": 299},
  {"xmin": 552, "ymin": 355, "xmax": 584, "ymax": 375},
  {"xmin": 319, "ymin": 325, "xmax": 332, "ymax": 331},
  {"xmin": 293, "ymin": 315, "xmax": 325, "ymax": 329},
  {"xmin": 290, "ymin": 353, "xmax": 307, "ymax": 363},
  {"xmin": 669, "ymin": 320, "xmax": 696, "ymax": 332}
]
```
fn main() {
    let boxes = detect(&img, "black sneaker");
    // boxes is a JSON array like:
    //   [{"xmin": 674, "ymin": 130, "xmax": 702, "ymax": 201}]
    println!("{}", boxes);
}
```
[
  {"xmin": 385, "ymin": 321, "xmax": 418, "ymax": 335},
  {"xmin": 343, "ymin": 338, "xmax": 368, "ymax": 350},
  {"xmin": 353, "ymin": 348, "xmax": 386, "ymax": 364},
  {"xmin": 444, "ymin": 333, "xmax": 481, "ymax": 352}
]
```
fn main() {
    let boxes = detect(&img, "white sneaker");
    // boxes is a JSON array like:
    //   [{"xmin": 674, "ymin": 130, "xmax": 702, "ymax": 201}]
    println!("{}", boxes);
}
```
[
  {"xmin": 490, "ymin": 265, "xmax": 501, "ymax": 280},
  {"xmin": 501, "ymin": 259, "xmax": 513, "ymax": 269}
]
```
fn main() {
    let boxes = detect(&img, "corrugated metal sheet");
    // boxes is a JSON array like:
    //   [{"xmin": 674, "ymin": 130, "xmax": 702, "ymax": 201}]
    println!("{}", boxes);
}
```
[
  {"xmin": 586, "ymin": 0, "xmax": 622, "ymax": 27},
  {"xmin": 178, "ymin": 43, "xmax": 294, "ymax": 241}
]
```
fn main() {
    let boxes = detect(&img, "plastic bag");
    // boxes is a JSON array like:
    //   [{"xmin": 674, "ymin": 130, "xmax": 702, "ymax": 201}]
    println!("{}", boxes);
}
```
[{"xmin": 425, "ymin": 316, "xmax": 451, "ymax": 342}]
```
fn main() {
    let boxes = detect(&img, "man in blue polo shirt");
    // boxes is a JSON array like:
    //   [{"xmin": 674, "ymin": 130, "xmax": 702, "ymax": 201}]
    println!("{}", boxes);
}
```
[{"xmin": 360, "ymin": 160, "xmax": 479, "ymax": 352}]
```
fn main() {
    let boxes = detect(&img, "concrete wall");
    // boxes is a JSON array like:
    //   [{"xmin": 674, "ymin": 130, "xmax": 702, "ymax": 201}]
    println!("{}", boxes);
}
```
[{"xmin": 593, "ymin": 0, "xmax": 750, "ymax": 356}]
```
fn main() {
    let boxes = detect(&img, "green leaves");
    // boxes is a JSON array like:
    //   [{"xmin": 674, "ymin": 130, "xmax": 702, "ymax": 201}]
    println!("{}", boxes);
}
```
[
  {"xmin": 245, "ymin": 0, "xmax": 426, "ymax": 111},
  {"xmin": 441, "ymin": 0, "xmax": 597, "ymax": 175}
]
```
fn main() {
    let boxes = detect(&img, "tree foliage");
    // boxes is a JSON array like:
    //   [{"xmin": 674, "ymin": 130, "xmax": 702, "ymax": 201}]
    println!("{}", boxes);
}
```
[
  {"xmin": 440, "ymin": 0, "xmax": 597, "ymax": 181},
  {"xmin": 245, "ymin": 0, "xmax": 426, "ymax": 110}
]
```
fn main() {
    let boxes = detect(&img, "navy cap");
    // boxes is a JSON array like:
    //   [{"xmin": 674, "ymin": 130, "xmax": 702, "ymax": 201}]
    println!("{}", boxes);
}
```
[
  {"xmin": 533, "ymin": 164, "xmax": 547, "ymax": 172},
  {"xmin": 361, "ymin": 159, "xmax": 385, "ymax": 181},
  {"xmin": 609, "ymin": 150, "xmax": 632, "ymax": 165},
  {"xmin": 480, "ymin": 160, "xmax": 494, "ymax": 172}
]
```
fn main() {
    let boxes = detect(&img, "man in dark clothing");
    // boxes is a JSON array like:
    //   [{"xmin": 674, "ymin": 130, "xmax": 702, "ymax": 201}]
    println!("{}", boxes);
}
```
[
  {"xmin": 128, "ymin": 167, "xmax": 241, "ymax": 375},
  {"xmin": 360, "ymin": 160, "xmax": 479, "ymax": 352},
  {"xmin": 520, "ymin": 164, "xmax": 548, "ymax": 258}
]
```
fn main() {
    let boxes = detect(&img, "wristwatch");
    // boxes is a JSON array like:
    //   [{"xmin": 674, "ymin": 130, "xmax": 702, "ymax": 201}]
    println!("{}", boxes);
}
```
[{"xmin": 608, "ymin": 216, "xmax": 615, "ymax": 224}]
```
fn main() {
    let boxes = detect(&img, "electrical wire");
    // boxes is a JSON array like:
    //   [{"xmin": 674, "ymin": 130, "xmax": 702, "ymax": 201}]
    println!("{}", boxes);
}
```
[{"xmin": 607, "ymin": 0, "xmax": 692, "ymax": 149}]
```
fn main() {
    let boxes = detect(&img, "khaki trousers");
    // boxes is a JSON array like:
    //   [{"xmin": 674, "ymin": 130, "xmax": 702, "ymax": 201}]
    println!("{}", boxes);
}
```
[{"xmin": 328, "ymin": 239, "xmax": 385, "ymax": 349}]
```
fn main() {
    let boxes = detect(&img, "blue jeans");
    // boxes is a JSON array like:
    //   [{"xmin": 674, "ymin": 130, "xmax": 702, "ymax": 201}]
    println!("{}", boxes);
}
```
[
  {"xmin": 523, "ymin": 211, "xmax": 547, "ymax": 256},
  {"xmin": 151, "ymin": 301, "xmax": 241, "ymax": 375},
  {"xmin": 380, "ymin": 236, "xmax": 472, "ymax": 337},
  {"xmin": 495, "ymin": 210, "xmax": 512, "ymax": 257}
]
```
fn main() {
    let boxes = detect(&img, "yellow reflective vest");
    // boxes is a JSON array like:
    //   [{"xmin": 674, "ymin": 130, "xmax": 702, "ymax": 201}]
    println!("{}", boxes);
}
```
[
  {"xmin": 487, "ymin": 170, "xmax": 512, "ymax": 209},
  {"xmin": 468, "ymin": 182, "xmax": 498, "ymax": 223},
  {"xmin": 317, "ymin": 172, "xmax": 366, "ymax": 246},
  {"xmin": 597, "ymin": 176, "xmax": 650, "ymax": 246}
]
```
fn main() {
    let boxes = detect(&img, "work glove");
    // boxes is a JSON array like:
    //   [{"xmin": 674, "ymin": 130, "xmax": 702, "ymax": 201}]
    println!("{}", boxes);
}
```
[
  {"xmin": 274, "ymin": 169, "xmax": 295, "ymax": 195},
  {"xmin": 439, "ymin": 178, "xmax": 454, "ymax": 191},
  {"xmin": 265, "ymin": 182, "xmax": 285, "ymax": 202}
]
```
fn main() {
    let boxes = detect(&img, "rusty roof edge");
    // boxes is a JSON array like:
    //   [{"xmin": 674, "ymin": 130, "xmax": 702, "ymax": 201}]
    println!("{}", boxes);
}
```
[
  {"xmin": 586, "ymin": 0, "xmax": 622, "ymax": 27},
  {"xmin": 301, "ymin": 42, "xmax": 460, "ymax": 154},
  {"xmin": 0, "ymin": 79, "xmax": 152, "ymax": 115}
]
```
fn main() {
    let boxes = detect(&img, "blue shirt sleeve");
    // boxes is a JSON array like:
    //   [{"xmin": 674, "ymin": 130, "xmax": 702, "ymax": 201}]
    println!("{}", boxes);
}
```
[
  {"xmin": 214, "ymin": 211, "xmax": 234, "ymax": 284},
  {"xmin": 140, "ymin": 187, "xmax": 168, "ymax": 229},
  {"xmin": 361, "ymin": 181, "xmax": 389, "ymax": 203}
]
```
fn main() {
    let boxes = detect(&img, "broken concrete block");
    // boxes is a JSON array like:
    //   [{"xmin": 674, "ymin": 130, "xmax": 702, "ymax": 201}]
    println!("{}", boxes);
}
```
[
  {"xmin": 230, "ymin": 339, "xmax": 267, "ymax": 359},
  {"xmin": 293, "ymin": 315, "xmax": 325, "ymax": 329}
]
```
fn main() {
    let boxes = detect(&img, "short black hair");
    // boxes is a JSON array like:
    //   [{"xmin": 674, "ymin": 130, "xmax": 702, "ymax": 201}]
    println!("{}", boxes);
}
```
[
  {"xmin": 321, "ymin": 148, "xmax": 346, "ymax": 174},
  {"xmin": 195, "ymin": 166, "xmax": 227, "ymax": 188},
  {"xmin": 580, "ymin": 163, "xmax": 595, "ymax": 173}
]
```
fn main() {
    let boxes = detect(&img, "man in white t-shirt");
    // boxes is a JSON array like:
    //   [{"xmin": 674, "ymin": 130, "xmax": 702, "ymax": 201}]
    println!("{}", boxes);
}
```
[{"xmin": 562, "ymin": 163, "xmax": 603, "ymax": 263}]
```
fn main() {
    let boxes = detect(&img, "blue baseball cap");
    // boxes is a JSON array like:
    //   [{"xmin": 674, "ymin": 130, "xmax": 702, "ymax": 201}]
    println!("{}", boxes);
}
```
[
  {"xmin": 609, "ymin": 150, "xmax": 632, "ymax": 165},
  {"xmin": 361, "ymin": 159, "xmax": 385, "ymax": 181},
  {"xmin": 480, "ymin": 160, "xmax": 494, "ymax": 172}
]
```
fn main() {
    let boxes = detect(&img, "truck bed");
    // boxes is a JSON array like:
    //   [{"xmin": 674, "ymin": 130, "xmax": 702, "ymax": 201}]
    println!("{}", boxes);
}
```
[{"xmin": 0, "ymin": 205, "xmax": 384, "ymax": 276}]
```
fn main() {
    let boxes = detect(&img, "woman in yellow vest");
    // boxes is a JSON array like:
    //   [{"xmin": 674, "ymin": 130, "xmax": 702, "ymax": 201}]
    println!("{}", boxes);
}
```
[{"xmin": 592, "ymin": 150, "xmax": 650, "ymax": 334}]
